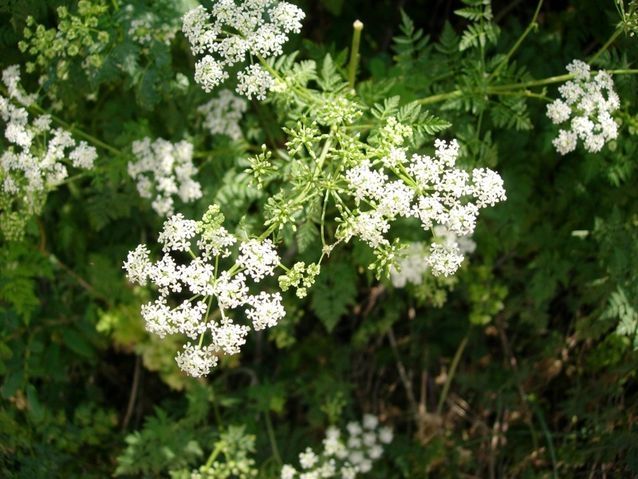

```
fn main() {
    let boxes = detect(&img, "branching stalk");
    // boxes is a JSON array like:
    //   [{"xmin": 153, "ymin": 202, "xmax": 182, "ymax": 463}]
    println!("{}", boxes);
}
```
[{"xmin": 489, "ymin": 0, "xmax": 544, "ymax": 80}]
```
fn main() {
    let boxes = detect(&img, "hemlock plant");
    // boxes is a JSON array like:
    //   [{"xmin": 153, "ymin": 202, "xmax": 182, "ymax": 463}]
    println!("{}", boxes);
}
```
[{"xmin": 1, "ymin": 0, "xmax": 638, "ymax": 477}]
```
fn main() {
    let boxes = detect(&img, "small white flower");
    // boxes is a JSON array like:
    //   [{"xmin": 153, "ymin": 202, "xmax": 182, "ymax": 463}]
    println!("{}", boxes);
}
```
[
  {"xmin": 566, "ymin": 59, "xmax": 590, "ymax": 81},
  {"xmin": 362, "ymin": 414, "xmax": 379, "ymax": 430},
  {"xmin": 194, "ymin": 55, "xmax": 229, "ymax": 92},
  {"xmin": 362, "ymin": 432, "xmax": 377, "ymax": 447},
  {"xmin": 299, "ymin": 448, "xmax": 319, "ymax": 469},
  {"xmin": 472, "ymin": 168, "xmax": 507, "ymax": 208},
  {"xmin": 123, "ymin": 244, "xmax": 152, "ymax": 285},
  {"xmin": 546, "ymin": 99, "xmax": 571, "ymax": 124},
  {"xmin": 346, "ymin": 422, "xmax": 362, "ymax": 436},
  {"xmin": 368, "ymin": 444, "xmax": 383, "ymax": 459},
  {"xmin": 198, "ymin": 90, "xmax": 248, "ymax": 140},
  {"xmin": 236, "ymin": 64, "xmax": 274, "ymax": 101},
  {"xmin": 175, "ymin": 343, "xmax": 218, "ymax": 377},
  {"xmin": 358, "ymin": 459, "xmax": 372, "ymax": 473},
  {"xmin": 69, "ymin": 141, "xmax": 97, "ymax": 169},
  {"xmin": 379, "ymin": 426, "xmax": 393, "ymax": 444},
  {"xmin": 390, "ymin": 243, "xmax": 429, "ymax": 288},
  {"xmin": 211, "ymin": 321, "xmax": 250, "ymax": 355},
  {"xmin": 281, "ymin": 465, "xmax": 297, "ymax": 479},
  {"xmin": 214, "ymin": 272, "xmax": 249, "ymax": 310},
  {"xmin": 129, "ymin": 138, "xmax": 201, "ymax": 216},
  {"xmin": 237, "ymin": 238, "xmax": 280, "ymax": 281},
  {"xmin": 348, "ymin": 211, "xmax": 390, "ymax": 249},
  {"xmin": 180, "ymin": 258, "xmax": 215, "ymax": 296},
  {"xmin": 158, "ymin": 213, "xmax": 198, "ymax": 252},
  {"xmin": 426, "ymin": 242, "xmax": 464, "ymax": 277},
  {"xmin": 245, "ymin": 291, "xmax": 285, "ymax": 330},
  {"xmin": 553, "ymin": 129, "xmax": 578, "ymax": 155}
]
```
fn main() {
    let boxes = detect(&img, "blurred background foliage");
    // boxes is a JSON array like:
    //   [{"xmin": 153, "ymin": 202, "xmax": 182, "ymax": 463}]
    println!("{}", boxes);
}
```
[{"xmin": 1, "ymin": 0, "xmax": 638, "ymax": 477}]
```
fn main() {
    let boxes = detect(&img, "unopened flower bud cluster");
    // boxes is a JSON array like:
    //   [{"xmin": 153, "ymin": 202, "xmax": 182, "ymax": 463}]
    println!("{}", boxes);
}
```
[
  {"xmin": 128, "ymin": 137, "xmax": 202, "ymax": 217},
  {"xmin": 0, "ymin": 65, "xmax": 97, "ymax": 239},
  {"xmin": 546, "ymin": 60, "xmax": 620, "ymax": 155},
  {"xmin": 390, "ymin": 226, "xmax": 476, "ymax": 288},
  {"xmin": 280, "ymin": 414, "xmax": 393, "ymax": 479},
  {"xmin": 197, "ymin": 89, "xmax": 248, "ymax": 141},
  {"xmin": 340, "ymin": 124, "xmax": 506, "ymax": 277},
  {"xmin": 182, "ymin": 0, "xmax": 305, "ymax": 99},
  {"xmin": 123, "ymin": 206, "xmax": 285, "ymax": 377}
]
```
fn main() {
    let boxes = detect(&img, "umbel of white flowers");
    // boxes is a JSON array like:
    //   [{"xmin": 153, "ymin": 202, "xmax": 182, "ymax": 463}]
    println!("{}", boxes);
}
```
[
  {"xmin": 341, "ymin": 130, "xmax": 506, "ymax": 277},
  {"xmin": 546, "ymin": 59, "xmax": 620, "ymax": 155},
  {"xmin": 389, "ymin": 226, "xmax": 476, "ymax": 288},
  {"xmin": 123, "ymin": 206, "xmax": 285, "ymax": 377},
  {"xmin": 182, "ymin": 0, "xmax": 305, "ymax": 100},
  {"xmin": 280, "ymin": 414, "xmax": 393, "ymax": 479},
  {"xmin": 197, "ymin": 89, "xmax": 248, "ymax": 141},
  {"xmin": 0, "ymin": 65, "xmax": 97, "ymax": 239},
  {"xmin": 128, "ymin": 137, "xmax": 202, "ymax": 217}
]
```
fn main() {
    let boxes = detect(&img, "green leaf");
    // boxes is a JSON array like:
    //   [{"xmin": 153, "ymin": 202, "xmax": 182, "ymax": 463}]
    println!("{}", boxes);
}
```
[
  {"xmin": 1, "ymin": 370, "xmax": 22, "ymax": 399},
  {"xmin": 26, "ymin": 384, "xmax": 45, "ymax": 423},
  {"xmin": 311, "ymin": 261, "xmax": 357, "ymax": 331},
  {"xmin": 61, "ymin": 327, "xmax": 95, "ymax": 358},
  {"xmin": 317, "ymin": 54, "xmax": 345, "ymax": 92},
  {"xmin": 320, "ymin": 0, "xmax": 344, "ymax": 15}
]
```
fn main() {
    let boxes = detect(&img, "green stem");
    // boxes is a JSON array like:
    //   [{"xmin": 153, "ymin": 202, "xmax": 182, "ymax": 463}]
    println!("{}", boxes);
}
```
[
  {"xmin": 489, "ymin": 0, "xmax": 544, "ymax": 80},
  {"xmin": 348, "ymin": 20, "xmax": 364, "ymax": 90},
  {"xmin": 314, "ymin": 135, "xmax": 333, "ymax": 177},
  {"xmin": 417, "ymin": 69, "xmax": 638, "ymax": 105},
  {"xmin": 490, "ymin": 90, "xmax": 552, "ymax": 102},
  {"xmin": 204, "ymin": 443, "xmax": 223, "ymax": 468},
  {"xmin": 30, "ymin": 103, "xmax": 123, "ymax": 156},
  {"xmin": 490, "ymin": 73, "xmax": 573, "ymax": 91},
  {"xmin": 417, "ymin": 90, "xmax": 463, "ymax": 105},
  {"xmin": 320, "ymin": 189, "xmax": 330, "ymax": 247},
  {"xmin": 589, "ymin": 28, "xmax": 622, "ymax": 65},
  {"xmin": 530, "ymin": 400, "xmax": 559, "ymax": 479},
  {"xmin": 436, "ymin": 335, "xmax": 469, "ymax": 415},
  {"xmin": 264, "ymin": 411, "xmax": 282, "ymax": 465},
  {"xmin": 210, "ymin": 384, "xmax": 223, "ymax": 429}
]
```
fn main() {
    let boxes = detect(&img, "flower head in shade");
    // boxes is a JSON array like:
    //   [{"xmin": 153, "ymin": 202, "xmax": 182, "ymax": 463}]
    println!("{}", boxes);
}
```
[{"xmin": 547, "ymin": 60, "xmax": 620, "ymax": 155}]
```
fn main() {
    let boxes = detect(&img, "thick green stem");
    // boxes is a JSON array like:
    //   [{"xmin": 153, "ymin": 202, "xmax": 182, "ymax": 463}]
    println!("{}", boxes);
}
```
[{"xmin": 348, "ymin": 20, "xmax": 364, "ymax": 90}]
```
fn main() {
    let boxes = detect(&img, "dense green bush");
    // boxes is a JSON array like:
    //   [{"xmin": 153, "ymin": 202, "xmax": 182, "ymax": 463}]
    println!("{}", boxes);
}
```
[{"xmin": 1, "ymin": 0, "xmax": 638, "ymax": 477}]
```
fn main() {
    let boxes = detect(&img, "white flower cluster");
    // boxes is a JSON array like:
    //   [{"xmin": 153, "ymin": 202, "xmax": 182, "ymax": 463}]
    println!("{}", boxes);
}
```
[
  {"xmin": 128, "ymin": 137, "xmax": 202, "ymax": 217},
  {"xmin": 123, "ymin": 206, "xmax": 285, "ymax": 377},
  {"xmin": 342, "ymin": 134, "xmax": 505, "ymax": 277},
  {"xmin": 546, "ymin": 60, "xmax": 620, "ymax": 155},
  {"xmin": 182, "ymin": 0, "xmax": 305, "ymax": 99},
  {"xmin": 197, "ymin": 89, "xmax": 248, "ymax": 140},
  {"xmin": 0, "ymin": 65, "xmax": 97, "ymax": 237},
  {"xmin": 280, "ymin": 414, "xmax": 393, "ymax": 479},
  {"xmin": 389, "ymin": 227, "xmax": 476, "ymax": 288}
]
